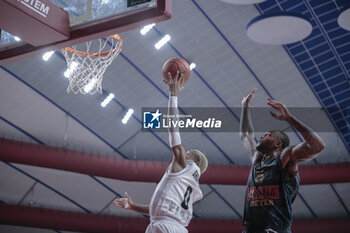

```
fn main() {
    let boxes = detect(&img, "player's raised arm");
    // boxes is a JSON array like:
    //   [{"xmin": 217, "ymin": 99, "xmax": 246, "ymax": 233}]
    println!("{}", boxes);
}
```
[
  {"xmin": 240, "ymin": 88, "xmax": 262, "ymax": 164},
  {"xmin": 266, "ymin": 98, "xmax": 325, "ymax": 171},
  {"xmin": 163, "ymin": 71, "xmax": 187, "ymax": 173},
  {"xmin": 113, "ymin": 192, "xmax": 149, "ymax": 215}
]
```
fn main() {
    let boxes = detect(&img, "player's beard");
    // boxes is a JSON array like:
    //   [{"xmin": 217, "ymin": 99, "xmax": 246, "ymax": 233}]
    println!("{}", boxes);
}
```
[{"xmin": 256, "ymin": 141, "xmax": 272, "ymax": 154}]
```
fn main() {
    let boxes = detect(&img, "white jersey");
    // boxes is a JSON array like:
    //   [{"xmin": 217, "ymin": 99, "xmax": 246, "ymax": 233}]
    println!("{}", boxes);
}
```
[{"xmin": 149, "ymin": 160, "xmax": 203, "ymax": 227}]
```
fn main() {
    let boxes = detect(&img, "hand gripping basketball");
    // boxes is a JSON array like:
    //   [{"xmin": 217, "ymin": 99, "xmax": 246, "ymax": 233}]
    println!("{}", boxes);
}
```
[{"xmin": 162, "ymin": 57, "xmax": 191, "ymax": 84}]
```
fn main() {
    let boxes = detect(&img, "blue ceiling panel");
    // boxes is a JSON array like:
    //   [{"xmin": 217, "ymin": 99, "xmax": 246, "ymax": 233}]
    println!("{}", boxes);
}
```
[
  {"xmin": 324, "ymin": 67, "xmax": 342, "ymax": 79},
  {"xmin": 257, "ymin": 0, "xmax": 350, "ymax": 153},
  {"xmin": 319, "ymin": 59, "xmax": 338, "ymax": 71},
  {"xmin": 309, "ymin": 43, "xmax": 330, "ymax": 56},
  {"xmin": 300, "ymin": 60, "xmax": 315, "ymax": 70},
  {"xmin": 323, "ymin": 20, "xmax": 338, "ymax": 31},
  {"xmin": 259, "ymin": 0, "xmax": 276, "ymax": 10},
  {"xmin": 323, "ymin": 97, "xmax": 335, "ymax": 106},
  {"xmin": 341, "ymin": 53, "xmax": 350, "ymax": 62},
  {"xmin": 331, "ymin": 83, "xmax": 348, "ymax": 93},
  {"xmin": 305, "ymin": 68, "xmax": 319, "ymax": 77},
  {"xmin": 329, "ymin": 28, "xmax": 346, "ymax": 39},
  {"xmin": 337, "ymin": 44, "xmax": 350, "ymax": 54},
  {"xmin": 333, "ymin": 35, "xmax": 350, "ymax": 47},
  {"xmin": 326, "ymin": 74, "xmax": 345, "ymax": 86},
  {"xmin": 292, "ymin": 4, "xmax": 307, "ymax": 12},
  {"xmin": 332, "ymin": 111, "xmax": 344, "ymax": 121},
  {"xmin": 345, "ymin": 135, "xmax": 350, "ymax": 141},
  {"xmin": 318, "ymin": 89, "xmax": 331, "ymax": 99},
  {"xmin": 314, "ymin": 2, "xmax": 333, "ymax": 15},
  {"xmin": 309, "ymin": 75, "xmax": 323, "ymax": 85},
  {"xmin": 319, "ymin": 11, "xmax": 339, "ymax": 23},
  {"xmin": 295, "ymin": 52, "xmax": 310, "ymax": 62},
  {"xmin": 290, "ymin": 45, "xmax": 305, "ymax": 54},
  {"xmin": 314, "ymin": 82, "xmax": 327, "ymax": 92},
  {"xmin": 314, "ymin": 51, "xmax": 334, "ymax": 64},
  {"xmin": 339, "ymin": 99, "xmax": 350, "ymax": 108},
  {"xmin": 305, "ymin": 35, "xmax": 324, "ymax": 48}
]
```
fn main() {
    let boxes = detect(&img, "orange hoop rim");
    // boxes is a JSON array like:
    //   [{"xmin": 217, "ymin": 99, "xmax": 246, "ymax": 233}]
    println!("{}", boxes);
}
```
[{"xmin": 63, "ymin": 34, "xmax": 123, "ymax": 57}]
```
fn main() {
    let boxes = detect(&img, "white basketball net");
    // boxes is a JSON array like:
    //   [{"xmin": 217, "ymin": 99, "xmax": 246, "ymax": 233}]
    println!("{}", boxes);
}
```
[{"xmin": 62, "ymin": 34, "xmax": 122, "ymax": 95}]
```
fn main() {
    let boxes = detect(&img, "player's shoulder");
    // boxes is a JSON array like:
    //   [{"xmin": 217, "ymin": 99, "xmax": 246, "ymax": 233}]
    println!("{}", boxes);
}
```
[
  {"xmin": 282, "ymin": 145, "xmax": 295, "ymax": 155},
  {"xmin": 181, "ymin": 161, "xmax": 200, "ymax": 178},
  {"xmin": 280, "ymin": 145, "xmax": 296, "ymax": 169}
]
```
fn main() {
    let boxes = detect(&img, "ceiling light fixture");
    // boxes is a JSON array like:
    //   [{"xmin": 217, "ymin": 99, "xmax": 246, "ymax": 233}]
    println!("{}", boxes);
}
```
[
  {"xmin": 155, "ymin": 34, "xmax": 171, "ymax": 49},
  {"xmin": 64, "ymin": 61, "xmax": 78, "ymax": 78},
  {"xmin": 338, "ymin": 6, "xmax": 350, "ymax": 31},
  {"xmin": 42, "ymin": 51, "xmax": 55, "ymax": 61},
  {"xmin": 247, "ymin": 12, "xmax": 312, "ymax": 45},
  {"xmin": 140, "ymin": 23, "xmax": 156, "ymax": 35},
  {"xmin": 221, "ymin": 0, "xmax": 266, "ymax": 4},
  {"xmin": 122, "ymin": 108, "xmax": 134, "ymax": 124},
  {"xmin": 101, "ymin": 93, "xmax": 115, "ymax": 107},
  {"xmin": 83, "ymin": 79, "xmax": 98, "ymax": 93},
  {"xmin": 190, "ymin": 63, "xmax": 196, "ymax": 70}
]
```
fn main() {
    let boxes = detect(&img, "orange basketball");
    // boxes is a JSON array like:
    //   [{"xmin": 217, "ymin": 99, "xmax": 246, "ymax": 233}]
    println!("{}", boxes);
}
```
[{"xmin": 162, "ymin": 57, "xmax": 190, "ymax": 84}]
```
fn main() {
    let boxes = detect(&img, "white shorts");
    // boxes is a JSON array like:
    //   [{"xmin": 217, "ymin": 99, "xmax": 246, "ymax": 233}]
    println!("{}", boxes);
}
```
[{"xmin": 146, "ymin": 218, "xmax": 188, "ymax": 233}]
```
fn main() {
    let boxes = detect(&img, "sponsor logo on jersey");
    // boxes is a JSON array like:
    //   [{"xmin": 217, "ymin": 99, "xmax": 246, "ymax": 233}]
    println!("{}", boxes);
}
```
[
  {"xmin": 254, "ymin": 169, "xmax": 265, "ymax": 183},
  {"xmin": 248, "ymin": 185, "xmax": 279, "ymax": 207},
  {"xmin": 192, "ymin": 170, "xmax": 199, "ymax": 182},
  {"xmin": 248, "ymin": 185, "xmax": 279, "ymax": 200}
]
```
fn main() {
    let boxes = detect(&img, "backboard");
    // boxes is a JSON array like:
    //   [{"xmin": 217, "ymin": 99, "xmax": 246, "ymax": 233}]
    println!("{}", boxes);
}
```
[{"xmin": 0, "ymin": 0, "xmax": 172, "ymax": 64}]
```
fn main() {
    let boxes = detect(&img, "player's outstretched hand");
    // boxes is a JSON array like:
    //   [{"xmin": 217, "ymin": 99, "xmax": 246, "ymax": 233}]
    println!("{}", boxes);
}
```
[
  {"xmin": 163, "ymin": 70, "xmax": 185, "ymax": 96},
  {"xmin": 267, "ymin": 97, "xmax": 292, "ymax": 121},
  {"xmin": 113, "ymin": 192, "xmax": 134, "ymax": 210},
  {"xmin": 242, "ymin": 88, "xmax": 256, "ymax": 107}
]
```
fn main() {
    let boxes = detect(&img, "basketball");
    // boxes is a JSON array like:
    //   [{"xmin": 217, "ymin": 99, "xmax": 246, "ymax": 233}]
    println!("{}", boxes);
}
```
[{"xmin": 162, "ymin": 57, "xmax": 191, "ymax": 84}]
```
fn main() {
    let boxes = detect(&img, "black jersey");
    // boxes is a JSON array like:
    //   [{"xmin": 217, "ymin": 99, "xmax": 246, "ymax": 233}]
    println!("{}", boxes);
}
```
[{"xmin": 242, "ymin": 157, "xmax": 300, "ymax": 232}]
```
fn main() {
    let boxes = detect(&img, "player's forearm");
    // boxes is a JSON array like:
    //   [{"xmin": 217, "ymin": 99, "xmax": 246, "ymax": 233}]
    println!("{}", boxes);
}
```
[
  {"xmin": 130, "ymin": 203, "xmax": 149, "ymax": 215},
  {"xmin": 168, "ymin": 96, "xmax": 181, "ymax": 147},
  {"xmin": 240, "ymin": 104, "xmax": 254, "ymax": 139},
  {"xmin": 287, "ymin": 115, "xmax": 325, "ymax": 153},
  {"xmin": 240, "ymin": 104, "xmax": 257, "ymax": 161},
  {"xmin": 168, "ymin": 96, "xmax": 179, "ymax": 126}
]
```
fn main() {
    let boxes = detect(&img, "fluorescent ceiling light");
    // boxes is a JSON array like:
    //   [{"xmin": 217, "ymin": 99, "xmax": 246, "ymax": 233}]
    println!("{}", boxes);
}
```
[
  {"xmin": 64, "ymin": 62, "xmax": 78, "ymax": 78},
  {"xmin": 122, "ymin": 108, "xmax": 134, "ymax": 124},
  {"xmin": 101, "ymin": 93, "xmax": 115, "ymax": 107},
  {"xmin": 140, "ymin": 23, "xmax": 156, "ymax": 35},
  {"xmin": 42, "ymin": 51, "xmax": 55, "ymax": 61},
  {"xmin": 155, "ymin": 34, "xmax": 171, "ymax": 49},
  {"xmin": 83, "ymin": 79, "xmax": 97, "ymax": 93},
  {"xmin": 190, "ymin": 63, "xmax": 196, "ymax": 70}
]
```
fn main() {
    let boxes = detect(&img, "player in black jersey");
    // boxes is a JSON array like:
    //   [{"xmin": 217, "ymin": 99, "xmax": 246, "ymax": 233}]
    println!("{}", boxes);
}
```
[{"xmin": 240, "ymin": 88, "xmax": 325, "ymax": 233}]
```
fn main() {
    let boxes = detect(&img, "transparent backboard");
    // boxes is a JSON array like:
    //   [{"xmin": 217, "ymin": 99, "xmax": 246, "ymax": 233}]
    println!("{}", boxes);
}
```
[
  {"xmin": 0, "ymin": 0, "xmax": 158, "ymax": 52},
  {"xmin": 50, "ymin": 0, "xmax": 157, "ymax": 26}
]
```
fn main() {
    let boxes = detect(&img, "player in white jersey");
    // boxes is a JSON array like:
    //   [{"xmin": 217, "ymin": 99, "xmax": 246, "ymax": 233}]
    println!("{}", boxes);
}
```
[{"xmin": 114, "ymin": 71, "xmax": 208, "ymax": 233}]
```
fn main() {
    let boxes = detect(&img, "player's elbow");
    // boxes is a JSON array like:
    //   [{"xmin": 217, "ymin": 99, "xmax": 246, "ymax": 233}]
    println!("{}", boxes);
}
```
[
  {"xmin": 239, "ymin": 132, "xmax": 244, "ymax": 139},
  {"xmin": 310, "ymin": 140, "xmax": 325, "ymax": 155},
  {"xmin": 240, "ymin": 132, "xmax": 247, "ymax": 141},
  {"xmin": 316, "ymin": 139, "xmax": 326, "ymax": 153},
  {"xmin": 240, "ymin": 132, "xmax": 252, "ymax": 142}
]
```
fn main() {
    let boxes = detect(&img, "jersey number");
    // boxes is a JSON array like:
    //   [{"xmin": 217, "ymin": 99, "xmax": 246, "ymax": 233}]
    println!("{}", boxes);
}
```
[{"xmin": 181, "ymin": 186, "xmax": 193, "ymax": 210}]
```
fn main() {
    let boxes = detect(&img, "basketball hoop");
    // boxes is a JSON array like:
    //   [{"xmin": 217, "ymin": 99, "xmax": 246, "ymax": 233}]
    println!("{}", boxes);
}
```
[{"xmin": 62, "ymin": 34, "xmax": 123, "ymax": 94}]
